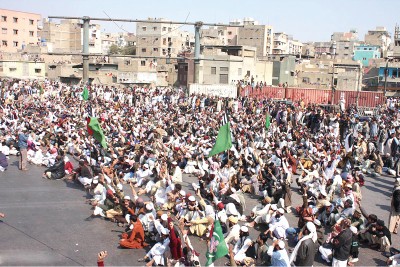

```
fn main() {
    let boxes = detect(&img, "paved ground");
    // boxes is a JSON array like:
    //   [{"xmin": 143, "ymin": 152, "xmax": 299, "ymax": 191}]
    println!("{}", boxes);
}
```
[{"xmin": 0, "ymin": 156, "xmax": 398, "ymax": 266}]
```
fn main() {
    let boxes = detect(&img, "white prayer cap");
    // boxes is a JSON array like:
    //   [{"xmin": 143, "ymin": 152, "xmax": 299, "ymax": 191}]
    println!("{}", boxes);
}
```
[
  {"xmin": 143, "ymin": 163, "xmax": 149, "ymax": 169},
  {"xmin": 93, "ymin": 179, "xmax": 99, "ymax": 184},
  {"xmin": 188, "ymin": 196, "xmax": 195, "ymax": 202},
  {"xmin": 271, "ymin": 204, "xmax": 278, "ymax": 211},
  {"xmin": 278, "ymin": 240, "xmax": 285, "ymax": 249},
  {"xmin": 161, "ymin": 228, "xmax": 170, "ymax": 235},
  {"xmin": 277, "ymin": 208, "xmax": 285, "ymax": 214},
  {"xmin": 350, "ymin": 226, "xmax": 358, "ymax": 234},
  {"xmin": 117, "ymin": 184, "xmax": 123, "ymax": 191},
  {"xmin": 146, "ymin": 203, "xmax": 154, "ymax": 210},
  {"xmin": 179, "ymin": 190, "xmax": 186, "ymax": 196},
  {"xmin": 124, "ymin": 196, "xmax": 131, "ymax": 200},
  {"xmin": 161, "ymin": 214, "xmax": 168, "ymax": 221},
  {"xmin": 306, "ymin": 222, "xmax": 316, "ymax": 233},
  {"xmin": 240, "ymin": 226, "xmax": 249, "ymax": 233}
]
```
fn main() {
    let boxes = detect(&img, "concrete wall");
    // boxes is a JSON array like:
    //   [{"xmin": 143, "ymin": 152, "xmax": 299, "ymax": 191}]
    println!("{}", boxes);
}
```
[{"xmin": 0, "ymin": 60, "xmax": 45, "ymax": 79}]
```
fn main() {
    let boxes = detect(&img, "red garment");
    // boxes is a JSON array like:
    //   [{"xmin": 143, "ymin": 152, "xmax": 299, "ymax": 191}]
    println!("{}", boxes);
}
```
[
  {"xmin": 119, "ymin": 220, "xmax": 148, "ymax": 249},
  {"xmin": 87, "ymin": 117, "xmax": 94, "ymax": 135},
  {"xmin": 65, "ymin": 161, "xmax": 74, "ymax": 174},
  {"xmin": 97, "ymin": 261, "xmax": 104, "ymax": 267},
  {"xmin": 169, "ymin": 225, "xmax": 183, "ymax": 260}
]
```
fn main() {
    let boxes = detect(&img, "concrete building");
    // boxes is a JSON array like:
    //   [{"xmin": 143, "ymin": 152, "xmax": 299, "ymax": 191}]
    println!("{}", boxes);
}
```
[
  {"xmin": 177, "ymin": 45, "xmax": 272, "ymax": 87},
  {"xmin": 268, "ymin": 55, "xmax": 296, "ymax": 86},
  {"xmin": 101, "ymin": 32, "xmax": 137, "ymax": 54},
  {"xmin": 295, "ymin": 57, "xmax": 363, "ymax": 91},
  {"xmin": 353, "ymin": 45, "xmax": 381, "ymax": 66},
  {"xmin": 273, "ymin": 32, "xmax": 289, "ymax": 55},
  {"xmin": 136, "ymin": 18, "xmax": 192, "ymax": 58},
  {"xmin": 364, "ymin": 27, "xmax": 391, "ymax": 54},
  {"xmin": 236, "ymin": 18, "xmax": 273, "ymax": 58},
  {"xmin": 288, "ymin": 38, "xmax": 303, "ymax": 56},
  {"xmin": 314, "ymin": 42, "xmax": 332, "ymax": 58},
  {"xmin": 40, "ymin": 19, "xmax": 102, "ymax": 54},
  {"xmin": 0, "ymin": 9, "xmax": 41, "ymax": 53},
  {"xmin": 0, "ymin": 60, "xmax": 45, "ymax": 79}
]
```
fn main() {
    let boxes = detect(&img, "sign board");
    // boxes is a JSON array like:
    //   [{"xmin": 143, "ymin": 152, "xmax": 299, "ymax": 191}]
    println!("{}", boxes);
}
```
[{"xmin": 189, "ymin": 84, "xmax": 237, "ymax": 98}]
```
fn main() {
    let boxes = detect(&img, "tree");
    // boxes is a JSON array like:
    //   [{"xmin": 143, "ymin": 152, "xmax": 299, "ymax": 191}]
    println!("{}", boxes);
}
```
[
  {"xmin": 121, "ymin": 45, "xmax": 136, "ymax": 55},
  {"xmin": 109, "ymin": 44, "xmax": 121, "ymax": 55}
]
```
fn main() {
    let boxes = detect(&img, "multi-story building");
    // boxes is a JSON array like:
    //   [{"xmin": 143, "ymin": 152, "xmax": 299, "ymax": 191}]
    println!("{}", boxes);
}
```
[
  {"xmin": 177, "ymin": 45, "xmax": 273, "ymax": 87},
  {"xmin": 273, "ymin": 32, "xmax": 289, "ymax": 55},
  {"xmin": 353, "ymin": 45, "xmax": 381, "ymax": 66},
  {"xmin": 0, "ymin": 8, "xmax": 41, "ymax": 53},
  {"xmin": 364, "ymin": 27, "xmax": 391, "ymax": 54},
  {"xmin": 314, "ymin": 42, "xmax": 333, "ymax": 58},
  {"xmin": 237, "ymin": 18, "xmax": 273, "ymax": 58},
  {"xmin": 136, "ymin": 18, "xmax": 191, "ymax": 58},
  {"xmin": 0, "ymin": 60, "xmax": 46, "ymax": 79},
  {"xmin": 40, "ymin": 19, "xmax": 102, "ymax": 54},
  {"xmin": 288, "ymin": 38, "xmax": 303, "ymax": 56}
]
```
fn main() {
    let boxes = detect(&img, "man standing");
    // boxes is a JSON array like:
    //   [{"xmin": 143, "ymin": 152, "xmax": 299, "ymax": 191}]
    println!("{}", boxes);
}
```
[
  {"xmin": 18, "ymin": 128, "xmax": 29, "ymax": 171},
  {"xmin": 389, "ymin": 178, "xmax": 400, "ymax": 234}
]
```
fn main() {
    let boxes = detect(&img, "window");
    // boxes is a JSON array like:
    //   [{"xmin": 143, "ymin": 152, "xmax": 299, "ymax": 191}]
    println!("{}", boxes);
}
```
[
  {"xmin": 142, "ymin": 26, "xmax": 147, "ymax": 31},
  {"xmin": 140, "ymin": 60, "xmax": 146, "ymax": 66},
  {"xmin": 9, "ymin": 67, "xmax": 17, "ymax": 72},
  {"xmin": 228, "ymin": 31, "xmax": 232, "ymax": 35},
  {"xmin": 220, "ymin": 67, "xmax": 229, "ymax": 72},
  {"xmin": 1, "ymin": 28, "xmax": 6, "ymax": 34},
  {"xmin": 219, "ymin": 74, "xmax": 229, "ymax": 84},
  {"xmin": 13, "ymin": 41, "xmax": 18, "ymax": 47},
  {"xmin": 153, "ymin": 47, "xmax": 158, "ymax": 52},
  {"xmin": 29, "ymin": 19, "xmax": 34, "ymax": 25},
  {"xmin": 153, "ymin": 27, "xmax": 157, "ymax": 31},
  {"xmin": 13, "ymin": 17, "xmax": 18, "ymax": 23},
  {"xmin": 363, "ymin": 57, "xmax": 367, "ymax": 61},
  {"xmin": 2, "ymin": 40, "xmax": 7, "ymax": 46},
  {"xmin": 168, "ymin": 27, "xmax": 172, "ymax": 32},
  {"xmin": 13, "ymin": 29, "xmax": 18, "ymax": 35},
  {"xmin": 34, "ymin": 68, "xmax": 41, "ymax": 73},
  {"xmin": 238, "ymin": 68, "xmax": 242, "ymax": 76},
  {"xmin": 211, "ymin": 67, "xmax": 216, "ymax": 74},
  {"xmin": 163, "ymin": 38, "xmax": 167, "ymax": 45},
  {"xmin": 162, "ymin": 27, "xmax": 166, "ymax": 31},
  {"xmin": 141, "ymin": 48, "xmax": 146, "ymax": 53},
  {"xmin": 1, "ymin": 16, "xmax": 6, "ymax": 22},
  {"xmin": 29, "ymin": 31, "xmax": 34, "ymax": 37}
]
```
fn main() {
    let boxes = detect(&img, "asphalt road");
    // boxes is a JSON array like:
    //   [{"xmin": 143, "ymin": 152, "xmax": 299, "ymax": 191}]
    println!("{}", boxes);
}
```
[{"xmin": 0, "ymin": 156, "xmax": 398, "ymax": 266}]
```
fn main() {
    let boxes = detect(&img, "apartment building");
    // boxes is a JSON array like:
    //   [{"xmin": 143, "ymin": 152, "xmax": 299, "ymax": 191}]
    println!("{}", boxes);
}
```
[
  {"xmin": 237, "ymin": 18, "xmax": 273, "ymax": 58},
  {"xmin": 0, "ymin": 9, "xmax": 41, "ymax": 53},
  {"xmin": 364, "ymin": 26, "xmax": 391, "ymax": 54},
  {"xmin": 40, "ymin": 19, "xmax": 102, "ymax": 54}
]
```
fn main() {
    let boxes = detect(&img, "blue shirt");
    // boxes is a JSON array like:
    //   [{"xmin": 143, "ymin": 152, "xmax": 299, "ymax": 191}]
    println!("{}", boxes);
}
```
[
  {"xmin": 268, "ymin": 246, "xmax": 290, "ymax": 267},
  {"xmin": 18, "ymin": 133, "xmax": 28, "ymax": 149}
]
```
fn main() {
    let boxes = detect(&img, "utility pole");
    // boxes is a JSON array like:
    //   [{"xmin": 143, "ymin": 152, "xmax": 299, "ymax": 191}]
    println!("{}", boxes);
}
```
[
  {"xmin": 194, "ymin": 21, "xmax": 203, "ymax": 84},
  {"xmin": 384, "ymin": 58, "xmax": 389, "ymax": 96},
  {"xmin": 82, "ymin": 16, "xmax": 90, "ymax": 84},
  {"xmin": 48, "ymin": 16, "xmax": 242, "ymax": 85},
  {"xmin": 331, "ymin": 64, "xmax": 335, "ymax": 105}
]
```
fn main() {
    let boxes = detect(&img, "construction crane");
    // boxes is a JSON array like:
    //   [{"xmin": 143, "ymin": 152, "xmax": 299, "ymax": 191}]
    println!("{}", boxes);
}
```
[{"xmin": 48, "ymin": 16, "xmax": 243, "ymax": 84}]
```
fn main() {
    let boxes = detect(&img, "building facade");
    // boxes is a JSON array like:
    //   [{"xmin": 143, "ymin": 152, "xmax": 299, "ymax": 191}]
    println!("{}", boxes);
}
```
[
  {"xmin": 364, "ymin": 27, "xmax": 391, "ymax": 54},
  {"xmin": 237, "ymin": 18, "xmax": 273, "ymax": 58},
  {"xmin": 353, "ymin": 45, "xmax": 381, "ymax": 66},
  {"xmin": 0, "ymin": 9, "xmax": 41, "ymax": 53}
]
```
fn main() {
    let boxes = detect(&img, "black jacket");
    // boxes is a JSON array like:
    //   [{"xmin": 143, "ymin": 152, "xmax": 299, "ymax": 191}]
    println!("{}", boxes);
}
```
[
  {"xmin": 45, "ymin": 160, "xmax": 65, "ymax": 180},
  {"xmin": 294, "ymin": 238, "xmax": 317, "ymax": 266},
  {"xmin": 393, "ymin": 188, "xmax": 400, "ymax": 213},
  {"xmin": 332, "ymin": 228, "xmax": 352, "ymax": 261}
]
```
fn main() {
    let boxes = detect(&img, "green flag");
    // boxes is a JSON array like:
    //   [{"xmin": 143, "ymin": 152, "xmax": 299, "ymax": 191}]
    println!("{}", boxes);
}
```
[
  {"xmin": 265, "ymin": 113, "xmax": 271, "ymax": 130},
  {"xmin": 39, "ymin": 84, "xmax": 44, "ymax": 95},
  {"xmin": 88, "ymin": 117, "xmax": 107, "ymax": 148},
  {"xmin": 205, "ymin": 220, "xmax": 229, "ymax": 266},
  {"xmin": 208, "ymin": 121, "xmax": 232, "ymax": 157},
  {"xmin": 82, "ymin": 86, "xmax": 89, "ymax": 101}
]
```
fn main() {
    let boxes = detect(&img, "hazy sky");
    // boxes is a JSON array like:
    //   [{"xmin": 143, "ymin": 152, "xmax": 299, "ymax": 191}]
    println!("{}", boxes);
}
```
[{"xmin": 1, "ymin": 0, "xmax": 398, "ymax": 42}]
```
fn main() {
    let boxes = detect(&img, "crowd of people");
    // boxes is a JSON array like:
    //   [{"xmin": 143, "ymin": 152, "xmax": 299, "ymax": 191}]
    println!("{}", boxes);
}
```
[{"xmin": 0, "ymin": 78, "xmax": 400, "ymax": 267}]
